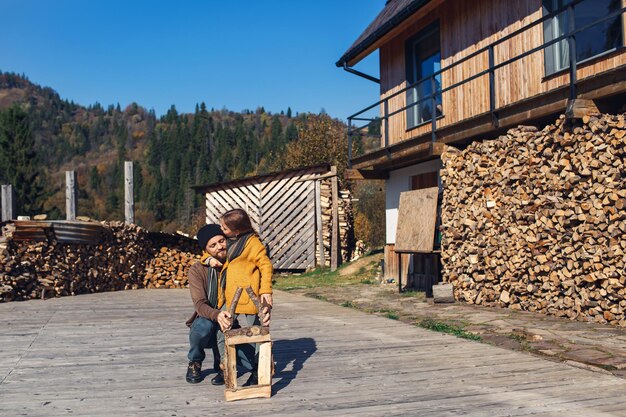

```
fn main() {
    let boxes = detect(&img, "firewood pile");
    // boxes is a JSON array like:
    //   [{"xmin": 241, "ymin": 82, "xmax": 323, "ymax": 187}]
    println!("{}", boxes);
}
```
[
  {"xmin": 143, "ymin": 232, "xmax": 201, "ymax": 289},
  {"xmin": 440, "ymin": 113, "xmax": 626, "ymax": 326},
  {"xmin": 319, "ymin": 180, "xmax": 354, "ymax": 265},
  {"xmin": 0, "ymin": 221, "xmax": 200, "ymax": 302}
]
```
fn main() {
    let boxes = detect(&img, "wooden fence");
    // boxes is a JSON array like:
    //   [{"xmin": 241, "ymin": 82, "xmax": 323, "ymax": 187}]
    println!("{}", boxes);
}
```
[{"xmin": 1, "ymin": 162, "xmax": 135, "ymax": 224}]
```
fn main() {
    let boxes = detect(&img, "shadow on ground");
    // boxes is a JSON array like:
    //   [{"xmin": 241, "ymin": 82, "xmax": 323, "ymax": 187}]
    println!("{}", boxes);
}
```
[{"xmin": 272, "ymin": 338, "xmax": 317, "ymax": 394}]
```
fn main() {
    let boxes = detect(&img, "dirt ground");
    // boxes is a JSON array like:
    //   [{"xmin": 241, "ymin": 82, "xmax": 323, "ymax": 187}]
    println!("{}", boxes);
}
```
[{"xmin": 288, "ymin": 279, "xmax": 626, "ymax": 379}]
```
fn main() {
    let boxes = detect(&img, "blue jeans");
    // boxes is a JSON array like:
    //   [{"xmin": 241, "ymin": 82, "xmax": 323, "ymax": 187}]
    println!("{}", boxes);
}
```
[
  {"xmin": 216, "ymin": 312, "xmax": 259, "ymax": 372},
  {"xmin": 187, "ymin": 316, "xmax": 220, "ymax": 371}
]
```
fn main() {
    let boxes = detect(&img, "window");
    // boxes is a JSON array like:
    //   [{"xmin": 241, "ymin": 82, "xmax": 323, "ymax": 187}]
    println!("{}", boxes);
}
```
[
  {"xmin": 543, "ymin": 0, "xmax": 623, "ymax": 76},
  {"xmin": 405, "ymin": 22, "xmax": 442, "ymax": 129}
]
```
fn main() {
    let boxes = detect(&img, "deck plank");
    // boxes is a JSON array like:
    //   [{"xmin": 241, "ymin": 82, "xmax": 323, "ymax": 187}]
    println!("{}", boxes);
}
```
[{"xmin": 1, "ymin": 289, "xmax": 625, "ymax": 416}]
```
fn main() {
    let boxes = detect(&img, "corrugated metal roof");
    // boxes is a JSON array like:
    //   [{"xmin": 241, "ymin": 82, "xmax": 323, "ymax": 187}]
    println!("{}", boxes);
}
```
[
  {"xmin": 52, "ymin": 221, "xmax": 105, "ymax": 245},
  {"xmin": 336, "ymin": 0, "xmax": 432, "ymax": 67},
  {"xmin": 10, "ymin": 220, "xmax": 105, "ymax": 245}
]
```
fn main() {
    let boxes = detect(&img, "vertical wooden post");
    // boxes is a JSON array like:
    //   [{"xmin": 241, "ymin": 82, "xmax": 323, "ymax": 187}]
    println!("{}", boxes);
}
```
[
  {"xmin": 315, "ymin": 180, "xmax": 325, "ymax": 268},
  {"xmin": 65, "ymin": 171, "xmax": 77, "ymax": 221},
  {"xmin": 330, "ymin": 166, "xmax": 340, "ymax": 272},
  {"xmin": 124, "ymin": 161, "xmax": 134, "ymax": 224},
  {"xmin": 622, "ymin": 0, "xmax": 626, "ymax": 48},
  {"xmin": 1, "ymin": 184, "xmax": 15, "ymax": 221}
]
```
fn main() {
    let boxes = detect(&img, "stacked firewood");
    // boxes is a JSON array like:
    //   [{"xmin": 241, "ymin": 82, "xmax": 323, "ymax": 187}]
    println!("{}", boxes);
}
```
[
  {"xmin": 0, "ymin": 222, "xmax": 200, "ymax": 302},
  {"xmin": 143, "ymin": 233, "xmax": 200, "ymax": 289},
  {"xmin": 441, "ymin": 113, "xmax": 626, "ymax": 326},
  {"xmin": 320, "ymin": 180, "xmax": 353, "ymax": 265}
]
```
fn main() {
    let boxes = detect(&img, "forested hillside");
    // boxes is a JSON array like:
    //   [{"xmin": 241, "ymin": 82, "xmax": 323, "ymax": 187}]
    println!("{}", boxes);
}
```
[
  {"xmin": 0, "ymin": 71, "xmax": 385, "ymax": 245},
  {"xmin": 0, "ymin": 72, "xmax": 304, "ymax": 231}
]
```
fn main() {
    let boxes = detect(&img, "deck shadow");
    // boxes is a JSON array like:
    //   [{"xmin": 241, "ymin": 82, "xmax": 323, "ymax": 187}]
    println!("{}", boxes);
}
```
[{"xmin": 271, "ymin": 337, "xmax": 317, "ymax": 393}]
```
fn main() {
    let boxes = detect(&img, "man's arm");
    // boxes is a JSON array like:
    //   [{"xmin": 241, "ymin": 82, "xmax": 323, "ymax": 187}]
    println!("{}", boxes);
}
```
[{"xmin": 188, "ymin": 263, "xmax": 220, "ymax": 322}]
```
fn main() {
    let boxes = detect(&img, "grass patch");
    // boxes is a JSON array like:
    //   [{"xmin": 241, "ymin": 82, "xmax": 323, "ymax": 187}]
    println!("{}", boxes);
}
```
[
  {"xmin": 384, "ymin": 311, "xmax": 399, "ymax": 320},
  {"xmin": 272, "ymin": 255, "xmax": 380, "ymax": 291},
  {"xmin": 305, "ymin": 293, "xmax": 328, "ymax": 302},
  {"xmin": 400, "ymin": 290, "xmax": 425, "ymax": 299},
  {"xmin": 507, "ymin": 333, "xmax": 526, "ymax": 343},
  {"xmin": 372, "ymin": 308, "xmax": 399, "ymax": 320},
  {"xmin": 341, "ymin": 300, "xmax": 357, "ymax": 308},
  {"xmin": 418, "ymin": 319, "xmax": 481, "ymax": 341}
]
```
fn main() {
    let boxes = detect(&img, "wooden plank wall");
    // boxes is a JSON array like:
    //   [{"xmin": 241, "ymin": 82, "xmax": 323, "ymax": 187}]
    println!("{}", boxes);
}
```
[
  {"xmin": 259, "ymin": 171, "xmax": 317, "ymax": 270},
  {"xmin": 204, "ymin": 168, "xmax": 325, "ymax": 270},
  {"xmin": 383, "ymin": 244, "xmax": 410, "ymax": 284},
  {"xmin": 378, "ymin": 0, "xmax": 626, "ymax": 147}
]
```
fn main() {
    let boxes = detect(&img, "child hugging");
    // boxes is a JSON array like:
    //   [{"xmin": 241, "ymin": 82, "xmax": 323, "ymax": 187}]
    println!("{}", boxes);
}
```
[{"xmin": 215, "ymin": 208, "xmax": 273, "ymax": 386}]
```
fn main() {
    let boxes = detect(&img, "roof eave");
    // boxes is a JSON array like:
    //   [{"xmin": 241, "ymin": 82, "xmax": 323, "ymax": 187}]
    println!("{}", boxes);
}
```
[{"xmin": 335, "ymin": 0, "xmax": 432, "ymax": 68}]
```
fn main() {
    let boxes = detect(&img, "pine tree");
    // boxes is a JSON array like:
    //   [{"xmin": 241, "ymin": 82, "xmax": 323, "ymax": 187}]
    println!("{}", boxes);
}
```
[{"xmin": 0, "ymin": 105, "xmax": 44, "ymax": 215}]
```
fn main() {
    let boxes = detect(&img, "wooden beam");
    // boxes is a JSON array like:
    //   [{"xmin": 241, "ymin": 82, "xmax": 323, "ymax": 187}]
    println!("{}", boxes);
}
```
[
  {"xmin": 124, "ymin": 161, "xmax": 134, "ymax": 224},
  {"xmin": 315, "ymin": 180, "xmax": 325, "ymax": 267},
  {"xmin": 224, "ymin": 384, "xmax": 271, "ymax": 401},
  {"xmin": 565, "ymin": 99, "xmax": 599, "ymax": 120},
  {"xmin": 352, "ymin": 141, "xmax": 443, "ymax": 171},
  {"xmin": 344, "ymin": 169, "xmax": 389, "ymax": 180},
  {"xmin": 623, "ymin": 0, "xmax": 626, "ymax": 48},
  {"xmin": 225, "ymin": 333, "xmax": 272, "ymax": 346},
  {"xmin": 1, "ymin": 184, "xmax": 14, "ymax": 221},
  {"xmin": 330, "ymin": 165, "xmax": 340, "ymax": 271},
  {"xmin": 65, "ymin": 171, "xmax": 77, "ymax": 221}
]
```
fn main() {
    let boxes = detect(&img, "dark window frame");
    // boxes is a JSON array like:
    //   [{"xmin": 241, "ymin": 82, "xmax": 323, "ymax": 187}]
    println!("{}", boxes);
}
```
[
  {"xmin": 405, "ymin": 21, "xmax": 443, "ymax": 130},
  {"xmin": 542, "ymin": 0, "xmax": 624, "ymax": 77}
]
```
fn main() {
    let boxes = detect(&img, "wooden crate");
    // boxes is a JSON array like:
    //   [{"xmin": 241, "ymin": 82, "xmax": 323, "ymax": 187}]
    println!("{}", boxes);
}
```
[{"xmin": 223, "ymin": 326, "xmax": 272, "ymax": 402}]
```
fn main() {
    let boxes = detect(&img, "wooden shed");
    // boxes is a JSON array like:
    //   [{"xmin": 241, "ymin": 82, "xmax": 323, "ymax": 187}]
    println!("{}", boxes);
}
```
[{"xmin": 193, "ymin": 165, "xmax": 353, "ymax": 271}]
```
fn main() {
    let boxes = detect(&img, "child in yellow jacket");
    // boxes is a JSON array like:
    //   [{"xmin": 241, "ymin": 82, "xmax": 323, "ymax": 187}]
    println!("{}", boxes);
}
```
[
  {"xmin": 218, "ymin": 208, "xmax": 273, "ymax": 311},
  {"xmin": 215, "ymin": 208, "xmax": 273, "ymax": 386}
]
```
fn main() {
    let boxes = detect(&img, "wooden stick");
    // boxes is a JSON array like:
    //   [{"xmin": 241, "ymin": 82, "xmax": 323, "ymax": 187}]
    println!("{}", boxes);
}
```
[
  {"xmin": 228, "ymin": 287, "xmax": 243, "ymax": 321},
  {"xmin": 244, "ymin": 286, "xmax": 267, "ymax": 323}
]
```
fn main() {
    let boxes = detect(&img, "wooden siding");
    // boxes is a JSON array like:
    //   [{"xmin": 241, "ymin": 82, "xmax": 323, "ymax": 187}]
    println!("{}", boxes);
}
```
[
  {"xmin": 378, "ymin": 0, "xmax": 626, "ymax": 147},
  {"xmin": 204, "ymin": 168, "xmax": 323, "ymax": 270},
  {"xmin": 383, "ymin": 243, "xmax": 410, "ymax": 282}
]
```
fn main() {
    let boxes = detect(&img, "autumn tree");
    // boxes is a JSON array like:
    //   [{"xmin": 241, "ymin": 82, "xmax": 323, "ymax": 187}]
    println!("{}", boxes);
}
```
[{"xmin": 283, "ymin": 113, "xmax": 349, "ymax": 181}]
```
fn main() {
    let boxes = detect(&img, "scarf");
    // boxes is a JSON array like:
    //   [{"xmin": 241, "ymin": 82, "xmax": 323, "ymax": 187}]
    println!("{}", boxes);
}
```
[{"xmin": 221, "ymin": 231, "xmax": 254, "ymax": 290}]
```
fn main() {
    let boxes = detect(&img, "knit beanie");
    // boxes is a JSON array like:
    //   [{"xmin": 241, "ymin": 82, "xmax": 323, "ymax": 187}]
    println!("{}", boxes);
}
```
[{"xmin": 196, "ymin": 224, "xmax": 224, "ymax": 251}]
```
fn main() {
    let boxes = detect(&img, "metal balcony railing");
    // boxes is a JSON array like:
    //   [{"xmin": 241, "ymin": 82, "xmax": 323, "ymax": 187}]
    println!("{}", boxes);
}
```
[{"xmin": 347, "ymin": 0, "xmax": 626, "ymax": 167}]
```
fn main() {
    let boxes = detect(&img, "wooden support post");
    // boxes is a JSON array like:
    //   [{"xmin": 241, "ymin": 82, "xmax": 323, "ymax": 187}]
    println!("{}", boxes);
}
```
[
  {"xmin": 124, "ymin": 161, "xmax": 134, "ymax": 224},
  {"xmin": 565, "ymin": 99, "xmax": 599, "ymax": 120},
  {"xmin": 315, "ymin": 180, "xmax": 325, "ymax": 267},
  {"xmin": 1, "ymin": 184, "xmax": 15, "ymax": 221},
  {"xmin": 623, "ymin": 0, "xmax": 626, "ymax": 49},
  {"xmin": 330, "ymin": 166, "xmax": 340, "ymax": 272},
  {"xmin": 65, "ymin": 171, "xmax": 77, "ymax": 221}
]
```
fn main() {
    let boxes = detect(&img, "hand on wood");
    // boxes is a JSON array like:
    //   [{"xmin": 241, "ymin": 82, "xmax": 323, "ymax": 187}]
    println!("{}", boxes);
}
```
[
  {"xmin": 260, "ymin": 306, "xmax": 271, "ymax": 327},
  {"xmin": 260, "ymin": 293, "xmax": 273, "ymax": 308},
  {"xmin": 218, "ymin": 310, "xmax": 233, "ymax": 331}
]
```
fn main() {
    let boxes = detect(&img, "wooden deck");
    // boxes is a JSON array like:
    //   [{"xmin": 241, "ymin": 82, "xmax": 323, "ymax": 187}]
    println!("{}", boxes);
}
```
[{"xmin": 2, "ymin": 289, "xmax": 626, "ymax": 416}]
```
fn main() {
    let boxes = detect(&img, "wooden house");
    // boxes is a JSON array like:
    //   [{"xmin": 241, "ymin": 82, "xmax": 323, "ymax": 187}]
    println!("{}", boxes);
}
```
[
  {"xmin": 193, "ymin": 165, "xmax": 352, "ymax": 271},
  {"xmin": 338, "ymin": 0, "xmax": 626, "ymax": 285}
]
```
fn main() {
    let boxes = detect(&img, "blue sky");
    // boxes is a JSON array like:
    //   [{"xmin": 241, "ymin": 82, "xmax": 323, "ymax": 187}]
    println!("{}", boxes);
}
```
[{"xmin": 0, "ymin": 0, "xmax": 383, "ymax": 119}]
